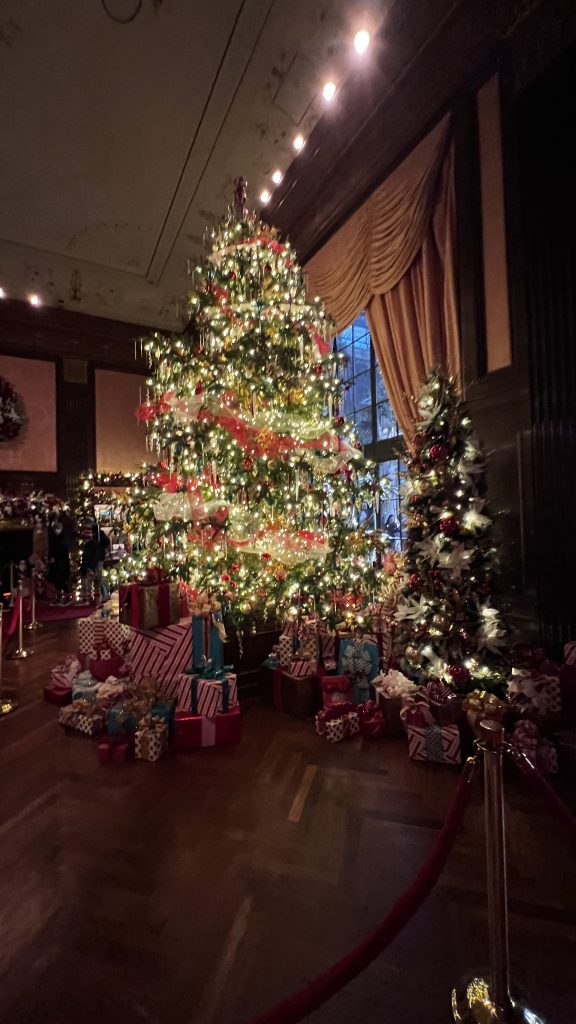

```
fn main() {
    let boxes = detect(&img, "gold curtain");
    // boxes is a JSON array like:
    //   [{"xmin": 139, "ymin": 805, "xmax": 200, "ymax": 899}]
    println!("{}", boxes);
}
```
[{"xmin": 305, "ymin": 115, "xmax": 459, "ymax": 440}]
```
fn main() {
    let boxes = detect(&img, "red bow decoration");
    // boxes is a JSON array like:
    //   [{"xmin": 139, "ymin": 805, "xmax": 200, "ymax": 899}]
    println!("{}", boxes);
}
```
[{"xmin": 357, "ymin": 700, "xmax": 386, "ymax": 740}]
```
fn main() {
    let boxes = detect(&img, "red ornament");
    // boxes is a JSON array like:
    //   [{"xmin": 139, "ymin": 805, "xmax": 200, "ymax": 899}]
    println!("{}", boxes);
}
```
[
  {"xmin": 439, "ymin": 516, "xmax": 459, "ymax": 536},
  {"xmin": 275, "ymin": 571, "xmax": 286, "ymax": 582},
  {"xmin": 408, "ymin": 573, "xmax": 421, "ymax": 589},
  {"xmin": 220, "ymin": 572, "xmax": 231, "ymax": 583},
  {"xmin": 335, "ymin": 416, "xmax": 344, "ymax": 426},
  {"xmin": 315, "ymin": 365, "xmax": 323, "ymax": 377},
  {"xmin": 194, "ymin": 382, "xmax": 204, "ymax": 395},
  {"xmin": 242, "ymin": 456, "xmax": 254, "ymax": 470},
  {"xmin": 447, "ymin": 664, "xmax": 471, "ymax": 688},
  {"xmin": 429, "ymin": 443, "xmax": 449, "ymax": 462},
  {"xmin": 229, "ymin": 271, "xmax": 237, "ymax": 281},
  {"xmin": 264, "ymin": 262, "xmax": 272, "ymax": 275},
  {"xmin": 261, "ymin": 552, "xmax": 271, "ymax": 562},
  {"xmin": 230, "ymin": 563, "xmax": 240, "ymax": 574}
]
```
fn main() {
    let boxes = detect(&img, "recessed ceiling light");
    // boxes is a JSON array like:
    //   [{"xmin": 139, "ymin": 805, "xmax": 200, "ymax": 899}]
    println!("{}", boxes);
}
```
[
  {"xmin": 322, "ymin": 81, "xmax": 337, "ymax": 102},
  {"xmin": 271, "ymin": 169, "xmax": 283, "ymax": 185},
  {"xmin": 0, "ymin": 287, "xmax": 6, "ymax": 299},
  {"xmin": 354, "ymin": 29, "xmax": 370, "ymax": 54},
  {"xmin": 293, "ymin": 134, "xmax": 305, "ymax": 152},
  {"xmin": 259, "ymin": 189, "xmax": 271, "ymax": 205},
  {"xmin": 29, "ymin": 293, "xmax": 41, "ymax": 307}
]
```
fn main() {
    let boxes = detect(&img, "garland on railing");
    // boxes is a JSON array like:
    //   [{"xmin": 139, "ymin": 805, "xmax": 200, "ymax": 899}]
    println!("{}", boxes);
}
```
[{"xmin": 0, "ymin": 489, "xmax": 66, "ymax": 525}]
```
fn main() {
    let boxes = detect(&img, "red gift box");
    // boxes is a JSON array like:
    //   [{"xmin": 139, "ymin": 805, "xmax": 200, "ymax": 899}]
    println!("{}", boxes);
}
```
[
  {"xmin": 173, "ymin": 706, "xmax": 242, "ymax": 751},
  {"xmin": 98, "ymin": 733, "xmax": 134, "ymax": 764},
  {"xmin": 320, "ymin": 674, "xmax": 352, "ymax": 709},
  {"xmin": 43, "ymin": 682, "xmax": 73, "ymax": 706},
  {"xmin": 357, "ymin": 700, "xmax": 386, "ymax": 740}
]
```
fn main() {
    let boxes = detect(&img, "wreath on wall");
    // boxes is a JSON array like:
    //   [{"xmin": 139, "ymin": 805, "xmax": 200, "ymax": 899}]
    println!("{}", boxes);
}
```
[{"xmin": 0, "ymin": 376, "xmax": 26, "ymax": 443}]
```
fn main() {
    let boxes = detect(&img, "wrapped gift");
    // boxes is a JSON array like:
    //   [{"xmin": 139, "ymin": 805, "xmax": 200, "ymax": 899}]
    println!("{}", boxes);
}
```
[
  {"xmin": 176, "ymin": 668, "xmax": 237, "ymax": 715},
  {"xmin": 463, "ymin": 690, "xmax": 509, "ymax": 731},
  {"xmin": 191, "ymin": 613, "xmax": 225, "ymax": 671},
  {"xmin": 50, "ymin": 654, "xmax": 81, "ymax": 689},
  {"xmin": 357, "ymin": 700, "xmax": 386, "ymax": 740},
  {"xmin": 59, "ymin": 700, "xmax": 104, "ymax": 736},
  {"xmin": 298, "ymin": 617, "xmax": 319, "ymax": 660},
  {"xmin": 72, "ymin": 670, "xmax": 99, "ymax": 700},
  {"xmin": 536, "ymin": 738, "xmax": 558, "ymax": 775},
  {"xmin": 88, "ymin": 639, "xmax": 126, "ymax": 683},
  {"xmin": 98, "ymin": 732, "xmax": 134, "ymax": 764},
  {"xmin": 288, "ymin": 657, "xmax": 317, "ymax": 678},
  {"xmin": 107, "ymin": 695, "xmax": 153, "ymax": 735},
  {"xmin": 135, "ymin": 715, "xmax": 168, "ymax": 761},
  {"xmin": 509, "ymin": 719, "xmax": 539, "ymax": 763},
  {"xmin": 339, "ymin": 637, "xmax": 379, "ymax": 686},
  {"xmin": 400, "ymin": 694, "xmax": 436, "ymax": 729},
  {"xmin": 278, "ymin": 634, "xmax": 294, "ymax": 668},
  {"xmin": 319, "ymin": 629, "xmax": 336, "ymax": 663},
  {"xmin": 426, "ymin": 680, "xmax": 463, "ymax": 725},
  {"xmin": 507, "ymin": 669, "xmax": 561, "ymax": 715},
  {"xmin": 351, "ymin": 678, "xmax": 374, "ymax": 706},
  {"xmin": 315, "ymin": 701, "xmax": 359, "ymax": 742},
  {"xmin": 119, "ymin": 581, "xmax": 181, "ymax": 629},
  {"xmin": 126, "ymin": 622, "xmax": 191, "ymax": 695},
  {"xmin": 374, "ymin": 668, "xmax": 421, "ymax": 733},
  {"xmin": 281, "ymin": 672, "xmax": 320, "ymax": 719},
  {"xmin": 78, "ymin": 614, "xmax": 132, "ymax": 657},
  {"xmin": 407, "ymin": 723, "xmax": 461, "ymax": 764},
  {"xmin": 321, "ymin": 674, "xmax": 352, "ymax": 709},
  {"xmin": 281, "ymin": 615, "xmax": 299, "ymax": 637},
  {"xmin": 95, "ymin": 677, "xmax": 127, "ymax": 702},
  {"xmin": 564, "ymin": 642, "xmax": 576, "ymax": 667},
  {"xmin": 173, "ymin": 706, "xmax": 242, "ymax": 750},
  {"xmin": 43, "ymin": 682, "xmax": 73, "ymax": 706}
]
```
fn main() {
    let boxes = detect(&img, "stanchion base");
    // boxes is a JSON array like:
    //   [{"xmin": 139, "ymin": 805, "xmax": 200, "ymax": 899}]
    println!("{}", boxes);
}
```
[
  {"xmin": 25, "ymin": 622, "xmax": 42, "ymax": 631},
  {"xmin": 7, "ymin": 648, "xmax": 32, "ymax": 660},
  {"xmin": 452, "ymin": 978, "xmax": 546, "ymax": 1023},
  {"xmin": 0, "ymin": 696, "xmax": 18, "ymax": 716}
]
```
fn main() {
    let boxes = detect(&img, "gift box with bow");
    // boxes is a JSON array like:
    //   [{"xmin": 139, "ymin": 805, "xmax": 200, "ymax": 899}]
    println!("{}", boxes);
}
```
[
  {"xmin": 321, "ymin": 674, "xmax": 352, "ymax": 709},
  {"xmin": 176, "ymin": 665, "xmax": 237, "ymax": 716},
  {"xmin": 191, "ymin": 611, "xmax": 225, "ymax": 671},
  {"xmin": 278, "ymin": 634, "xmax": 295, "ymax": 667},
  {"xmin": 357, "ymin": 700, "xmax": 386, "ymax": 740},
  {"xmin": 407, "ymin": 722, "xmax": 461, "ymax": 764},
  {"xmin": 59, "ymin": 699, "xmax": 104, "ymax": 736},
  {"xmin": 462, "ymin": 690, "xmax": 509, "ymax": 731},
  {"xmin": 135, "ymin": 715, "xmax": 168, "ymax": 761},
  {"xmin": 107, "ymin": 695, "xmax": 153, "ymax": 735},
  {"xmin": 426, "ymin": 680, "xmax": 463, "ymax": 726},
  {"xmin": 338, "ymin": 637, "xmax": 379, "ymax": 696},
  {"xmin": 298, "ymin": 617, "xmax": 319, "ymax": 660},
  {"xmin": 399, "ymin": 694, "xmax": 436, "ymax": 728},
  {"xmin": 119, "ymin": 581, "xmax": 181, "ymax": 630},
  {"xmin": 173, "ymin": 706, "xmax": 242, "ymax": 750},
  {"xmin": 50, "ymin": 654, "xmax": 81, "ymax": 690},
  {"xmin": 315, "ymin": 701, "xmax": 359, "ymax": 743}
]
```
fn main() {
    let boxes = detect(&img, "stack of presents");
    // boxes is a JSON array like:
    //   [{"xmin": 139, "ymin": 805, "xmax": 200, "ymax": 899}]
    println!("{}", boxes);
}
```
[
  {"xmin": 44, "ymin": 585, "xmax": 240, "ymax": 763},
  {"xmin": 264, "ymin": 612, "xmax": 576, "ymax": 772}
]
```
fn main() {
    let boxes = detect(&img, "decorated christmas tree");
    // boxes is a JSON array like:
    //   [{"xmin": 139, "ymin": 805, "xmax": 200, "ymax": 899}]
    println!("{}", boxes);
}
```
[
  {"xmin": 108, "ymin": 180, "xmax": 388, "ymax": 629},
  {"xmin": 395, "ymin": 372, "xmax": 508, "ymax": 694}
]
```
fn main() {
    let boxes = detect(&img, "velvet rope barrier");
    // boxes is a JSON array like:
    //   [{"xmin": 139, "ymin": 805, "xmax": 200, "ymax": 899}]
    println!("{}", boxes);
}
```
[
  {"xmin": 509, "ymin": 747, "xmax": 576, "ymax": 849},
  {"xmin": 243, "ymin": 758, "xmax": 478, "ymax": 1024}
]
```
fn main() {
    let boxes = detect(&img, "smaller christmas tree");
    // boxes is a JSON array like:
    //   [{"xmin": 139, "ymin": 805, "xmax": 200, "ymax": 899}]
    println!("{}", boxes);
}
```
[{"xmin": 395, "ymin": 372, "xmax": 508, "ymax": 695}]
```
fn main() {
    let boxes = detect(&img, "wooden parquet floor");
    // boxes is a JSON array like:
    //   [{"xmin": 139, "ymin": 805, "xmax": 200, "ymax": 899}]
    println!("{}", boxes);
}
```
[{"xmin": 0, "ymin": 623, "xmax": 575, "ymax": 1024}]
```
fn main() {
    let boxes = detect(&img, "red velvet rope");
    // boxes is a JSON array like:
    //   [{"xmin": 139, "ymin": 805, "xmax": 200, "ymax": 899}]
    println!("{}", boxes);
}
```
[
  {"xmin": 7, "ymin": 592, "xmax": 21, "ymax": 638},
  {"xmin": 243, "ymin": 763, "xmax": 477, "ymax": 1024},
  {"xmin": 510, "ymin": 748, "xmax": 576, "ymax": 849}
]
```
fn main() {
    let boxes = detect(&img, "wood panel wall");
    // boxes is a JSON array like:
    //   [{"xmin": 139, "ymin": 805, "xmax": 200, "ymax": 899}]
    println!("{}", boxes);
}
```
[{"xmin": 0, "ymin": 299, "xmax": 148, "ymax": 497}]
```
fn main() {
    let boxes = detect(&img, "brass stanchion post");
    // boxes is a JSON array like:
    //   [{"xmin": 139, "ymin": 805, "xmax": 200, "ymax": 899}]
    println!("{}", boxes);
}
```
[
  {"xmin": 452, "ymin": 719, "xmax": 545, "ymax": 1023},
  {"xmin": 25, "ymin": 570, "xmax": 42, "ymax": 630},
  {"xmin": 0, "ymin": 606, "xmax": 18, "ymax": 715},
  {"xmin": 7, "ymin": 581, "xmax": 32, "ymax": 661}
]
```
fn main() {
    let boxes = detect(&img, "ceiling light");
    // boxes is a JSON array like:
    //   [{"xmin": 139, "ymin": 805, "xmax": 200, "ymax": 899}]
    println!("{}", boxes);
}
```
[
  {"xmin": 0, "ymin": 287, "xmax": 5, "ymax": 299},
  {"xmin": 354, "ymin": 29, "xmax": 370, "ymax": 54},
  {"xmin": 271, "ymin": 169, "xmax": 283, "ymax": 185},
  {"xmin": 259, "ymin": 189, "xmax": 271, "ymax": 205},
  {"xmin": 293, "ymin": 134, "xmax": 305, "ymax": 152},
  {"xmin": 29, "ymin": 293, "xmax": 41, "ymax": 307},
  {"xmin": 322, "ymin": 81, "xmax": 337, "ymax": 102}
]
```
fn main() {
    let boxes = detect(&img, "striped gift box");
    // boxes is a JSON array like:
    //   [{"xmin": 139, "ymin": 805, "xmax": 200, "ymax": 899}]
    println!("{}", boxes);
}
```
[
  {"xmin": 175, "ymin": 672, "xmax": 238, "ymax": 715},
  {"xmin": 289, "ymin": 658, "xmax": 317, "ymax": 677},
  {"xmin": 564, "ymin": 642, "xmax": 576, "ymax": 666},
  {"xmin": 407, "ymin": 723, "xmax": 461, "ymax": 764},
  {"xmin": 127, "ymin": 623, "xmax": 191, "ymax": 699}
]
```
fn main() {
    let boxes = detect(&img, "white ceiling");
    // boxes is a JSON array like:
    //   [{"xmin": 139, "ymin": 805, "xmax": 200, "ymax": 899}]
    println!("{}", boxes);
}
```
[{"xmin": 0, "ymin": 0, "xmax": 383, "ymax": 329}]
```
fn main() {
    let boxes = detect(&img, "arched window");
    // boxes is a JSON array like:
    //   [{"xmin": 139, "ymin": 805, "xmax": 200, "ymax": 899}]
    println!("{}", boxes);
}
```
[{"xmin": 336, "ymin": 313, "xmax": 405, "ymax": 550}]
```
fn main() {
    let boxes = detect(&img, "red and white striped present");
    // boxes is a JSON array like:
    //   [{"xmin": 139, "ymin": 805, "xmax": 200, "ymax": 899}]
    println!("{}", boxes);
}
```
[
  {"xmin": 77, "ymin": 615, "xmax": 132, "ymax": 656},
  {"xmin": 281, "ymin": 616, "xmax": 299, "ymax": 637},
  {"xmin": 175, "ymin": 671, "xmax": 238, "ymax": 715},
  {"xmin": 289, "ymin": 657, "xmax": 317, "ymax": 677},
  {"xmin": 126, "ymin": 623, "xmax": 191, "ymax": 698},
  {"xmin": 564, "ymin": 642, "xmax": 576, "ymax": 666},
  {"xmin": 407, "ymin": 723, "xmax": 461, "ymax": 764}
]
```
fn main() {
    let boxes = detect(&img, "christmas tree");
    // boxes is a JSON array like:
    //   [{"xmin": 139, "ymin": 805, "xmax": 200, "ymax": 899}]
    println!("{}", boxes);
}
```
[
  {"xmin": 108, "ymin": 180, "xmax": 388, "ymax": 628},
  {"xmin": 395, "ymin": 372, "xmax": 508, "ymax": 694}
]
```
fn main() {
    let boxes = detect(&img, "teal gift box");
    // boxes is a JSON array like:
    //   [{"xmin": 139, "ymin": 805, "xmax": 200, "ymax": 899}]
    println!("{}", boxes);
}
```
[
  {"xmin": 149, "ymin": 697, "xmax": 176, "ymax": 732},
  {"xmin": 191, "ymin": 614, "xmax": 224, "ymax": 671}
]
